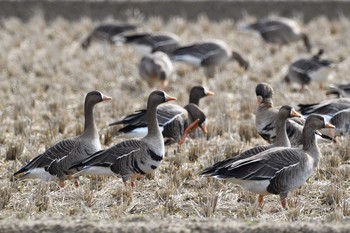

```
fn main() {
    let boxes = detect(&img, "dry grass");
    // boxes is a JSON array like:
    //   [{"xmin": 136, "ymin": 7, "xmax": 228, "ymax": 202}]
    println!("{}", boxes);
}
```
[{"xmin": 0, "ymin": 12, "xmax": 350, "ymax": 226}]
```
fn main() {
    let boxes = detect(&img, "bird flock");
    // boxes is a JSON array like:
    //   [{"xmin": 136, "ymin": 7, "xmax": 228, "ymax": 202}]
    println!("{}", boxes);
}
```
[{"xmin": 10, "ymin": 16, "xmax": 350, "ymax": 213}]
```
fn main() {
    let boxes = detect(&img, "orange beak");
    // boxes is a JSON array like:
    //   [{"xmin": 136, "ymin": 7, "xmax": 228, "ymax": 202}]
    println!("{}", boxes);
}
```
[
  {"xmin": 102, "ymin": 95, "xmax": 112, "ymax": 101},
  {"xmin": 205, "ymin": 90, "xmax": 215, "ymax": 96},
  {"xmin": 325, "ymin": 122, "xmax": 335, "ymax": 129},
  {"xmin": 165, "ymin": 94, "xmax": 177, "ymax": 102},
  {"xmin": 200, "ymin": 123, "xmax": 208, "ymax": 134},
  {"xmin": 291, "ymin": 109, "xmax": 302, "ymax": 118}
]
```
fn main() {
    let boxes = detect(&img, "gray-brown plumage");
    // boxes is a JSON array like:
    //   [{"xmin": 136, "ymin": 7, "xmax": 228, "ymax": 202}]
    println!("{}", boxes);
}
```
[
  {"xmin": 202, "ymin": 115, "xmax": 335, "ymax": 209},
  {"xmin": 244, "ymin": 17, "xmax": 311, "ymax": 52},
  {"xmin": 81, "ymin": 23, "xmax": 136, "ymax": 49},
  {"xmin": 298, "ymin": 98, "xmax": 350, "ymax": 117},
  {"xmin": 71, "ymin": 91, "xmax": 177, "ymax": 187},
  {"xmin": 109, "ymin": 86, "xmax": 213, "ymax": 144},
  {"xmin": 320, "ymin": 108, "xmax": 350, "ymax": 137},
  {"xmin": 326, "ymin": 83, "xmax": 350, "ymax": 98},
  {"xmin": 285, "ymin": 49, "xmax": 333, "ymax": 90},
  {"xmin": 116, "ymin": 32, "xmax": 180, "ymax": 56},
  {"xmin": 139, "ymin": 51, "xmax": 174, "ymax": 88},
  {"xmin": 201, "ymin": 105, "xmax": 301, "ymax": 176},
  {"xmin": 171, "ymin": 39, "xmax": 249, "ymax": 78},
  {"xmin": 13, "ymin": 91, "xmax": 112, "ymax": 187},
  {"xmin": 255, "ymin": 83, "xmax": 333, "ymax": 146}
]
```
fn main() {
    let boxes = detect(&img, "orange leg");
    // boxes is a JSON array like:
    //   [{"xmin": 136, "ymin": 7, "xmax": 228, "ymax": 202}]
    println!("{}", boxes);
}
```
[
  {"xmin": 59, "ymin": 180, "xmax": 65, "ymax": 188},
  {"xmin": 74, "ymin": 179, "xmax": 80, "ymax": 188},
  {"xmin": 280, "ymin": 197, "xmax": 287, "ymax": 209},
  {"xmin": 258, "ymin": 194, "xmax": 264, "ymax": 208}
]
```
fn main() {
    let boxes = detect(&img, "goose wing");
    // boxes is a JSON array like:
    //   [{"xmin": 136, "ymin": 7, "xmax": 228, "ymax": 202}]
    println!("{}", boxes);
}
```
[{"xmin": 14, "ymin": 138, "xmax": 78, "ymax": 176}]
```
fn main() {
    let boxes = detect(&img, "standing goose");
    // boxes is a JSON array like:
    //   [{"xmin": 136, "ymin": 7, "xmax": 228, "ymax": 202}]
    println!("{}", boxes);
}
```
[
  {"xmin": 108, "ymin": 86, "xmax": 214, "ymax": 143},
  {"xmin": 13, "ymin": 91, "xmax": 112, "ymax": 187},
  {"xmin": 114, "ymin": 32, "xmax": 180, "ymax": 56},
  {"xmin": 285, "ymin": 49, "xmax": 333, "ymax": 90},
  {"xmin": 244, "ymin": 17, "xmax": 311, "ymax": 52},
  {"xmin": 202, "ymin": 115, "xmax": 335, "ymax": 209},
  {"xmin": 139, "ymin": 51, "xmax": 174, "ymax": 88},
  {"xmin": 71, "ymin": 91, "xmax": 176, "ymax": 187},
  {"xmin": 202, "ymin": 105, "xmax": 301, "ymax": 174},
  {"xmin": 255, "ymin": 83, "xmax": 332, "ymax": 146},
  {"xmin": 326, "ymin": 83, "xmax": 350, "ymax": 98},
  {"xmin": 171, "ymin": 39, "xmax": 249, "ymax": 78},
  {"xmin": 81, "ymin": 23, "xmax": 136, "ymax": 49},
  {"xmin": 298, "ymin": 98, "xmax": 350, "ymax": 119}
]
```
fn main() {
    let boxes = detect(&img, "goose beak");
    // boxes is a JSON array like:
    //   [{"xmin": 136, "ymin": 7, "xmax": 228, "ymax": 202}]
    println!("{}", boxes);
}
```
[
  {"xmin": 178, "ymin": 119, "xmax": 200, "ymax": 145},
  {"xmin": 291, "ymin": 109, "xmax": 302, "ymax": 118},
  {"xmin": 205, "ymin": 90, "xmax": 215, "ymax": 96},
  {"xmin": 200, "ymin": 123, "xmax": 208, "ymax": 134},
  {"xmin": 325, "ymin": 122, "xmax": 335, "ymax": 129},
  {"xmin": 165, "ymin": 94, "xmax": 177, "ymax": 102},
  {"xmin": 102, "ymin": 95, "xmax": 112, "ymax": 101}
]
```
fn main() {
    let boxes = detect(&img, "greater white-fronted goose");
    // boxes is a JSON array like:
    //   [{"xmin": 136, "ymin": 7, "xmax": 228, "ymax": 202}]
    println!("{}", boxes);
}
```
[
  {"xmin": 13, "ymin": 91, "xmax": 112, "ymax": 187},
  {"xmin": 202, "ymin": 105, "xmax": 301, "ymax": 175},
  {"xmin": 110, "ymin": 103, "xmax": 207, "ymax": 145},
  {"xmin": 326, "ymin": 83, "xmax": 350, "ymax": 98},
  {"xmin": 115, "ymin": 32, "xmax": 180, "ymax": 56},
  {"xmin": 244, "ymin": 17, "xmax": 311, "ymax": 52},
  {"xmin": 285, "ymin": 49, "xmax": 333, "ymax": 90},
  {"xmin": 202, "ymin": 115, "xmax": 335, "ymax": 209},
  {"xmin": 81, "ymin": 23, "xmax": 136, "ymax": 49},
  {"xmin": 108, "ymin": 86, "xmax": 213, "ymax": 144},
  {"xmin": 139, "ymin": 51, "xmax": 174, "ymax": 88},
  {"xmin": 255, "ymin": 83, "xmax": 333, "ymax": 146},
  {"xmin": 298, "ymin": 98, "xmax": 350, "ymax": 118},
  {"xmin": 171, "ymin": 39, "xmax": 249, "ymax": 78},
  {"xmin": 71, "ymin": 91, "xmax": 176, "ymax": 187}
]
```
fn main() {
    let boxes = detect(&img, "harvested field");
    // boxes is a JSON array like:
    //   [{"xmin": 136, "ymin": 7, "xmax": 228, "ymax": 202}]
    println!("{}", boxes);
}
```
[{"xmin": 1, "ymin": 12, "xmax": 350, "ymax": 232}]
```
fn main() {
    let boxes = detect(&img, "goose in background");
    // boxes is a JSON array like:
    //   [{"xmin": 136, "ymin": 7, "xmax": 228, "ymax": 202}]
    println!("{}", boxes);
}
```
[
  {"xmin": 326, "ymin": 83, "xmax": 350, "ymax": 98},
  {"xmin": 298, "ymin": 98, "xmax": 350, "ymax": 119},
  {"xmin": 202, "ymin": 105, "xmax": 301, "ymax": 175},
  {"xmin": 284, "ymin": 49, "xmax": 333, "ymax": 90},
  {"xmin": 202, "ymin": 115, "xmax": 335, "ymax": 209},
  {"xmin": 114, "ymin": 32, "xmax": 180, "ymax": 56},
  {"xmin": 81, "ymin": 23, "xmax": 137, "ymax": 49},
  {"xmin": 109, "ymin": 86, "xmax": 214, "ymax": 144},
  {"xmin": 243, "ymin": 17, "xmax": 311, "ymax": 52},
  {"xmin": 139, "ymin": 51, "xmax": 174, "ymax": 88},
  {"xmin": 255, "ymin": 83, "xmax": 333, "ymax": 146},
  {"xmin": 71, "ymin": 91, "xmax": 176, "ymax": 187},
  {"xmin": 319, "ymin": 108, "xmax": 350, "ymax": 137},
  {"xmin": 171, "ymin": 39, "xmax": 249, "ymax": 78},
  {"xmin": 14, "ymin": 91, "xmax": 112, "ymax": 187}
]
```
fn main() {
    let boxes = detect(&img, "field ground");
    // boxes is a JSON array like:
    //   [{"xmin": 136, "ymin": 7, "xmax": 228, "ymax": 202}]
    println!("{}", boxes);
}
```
[{"xmin": 1, "ymin": 12, "xmax": 350, "ymax": 232}]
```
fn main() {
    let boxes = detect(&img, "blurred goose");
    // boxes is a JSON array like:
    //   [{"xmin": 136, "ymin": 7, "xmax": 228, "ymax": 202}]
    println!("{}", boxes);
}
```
[
  {"xmin": 298, "ymin": 98, "xmax": 350, "ymax": 119},
  {"xmin": 81, "ymin": 23, "xmax": 136, "ymax": 49},
  {"xmin": 171, "ymin": 39, "xmax": 249, "ymax": 78},
  {"xmin": 244, "ymin": 17, "xmax": 311, "ymax": 52},
  {"xmin": 326, "ymin": 83, "xmax": 350, "ymax": 98},
  {"xmin": 114, "ymin": 32, "xmax": 180, "ymax": 56},
  {"xmin": 109, "ymin": 86, "xmax": 213, "ymax": 144},
  {"xmin": 202, "ymin": 115, "xmax": 335, "ymax": 209},
  {"xmin": 71, "ymin": 91, "xmax": 176, "ymax": 187},
  {"xmin": 202, "ymin": 105, "xmax": 301, "ymax": 174},
  {"xmin": 255, "ymin": 83, "xmax": 333, "ymax": 146},
  {"xmin": 13, "ymin": 91, "xmax": 112, "ymax": 187},
  {"xmin": 285, "ymin": 49, "xmax": 333, "ymax": 89},
  {"xmin": 328, "ymin": 108, "xmax": 350, "ymax": 136},
  {"xmin": 139, "ymin": 51, "xmax": 174, "ymax": 88}
]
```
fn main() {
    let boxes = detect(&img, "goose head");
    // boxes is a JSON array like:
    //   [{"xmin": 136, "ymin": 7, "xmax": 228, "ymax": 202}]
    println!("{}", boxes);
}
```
[{"xmin": 255, "ymin": 83, "xmax": 274, "ymax": 106}]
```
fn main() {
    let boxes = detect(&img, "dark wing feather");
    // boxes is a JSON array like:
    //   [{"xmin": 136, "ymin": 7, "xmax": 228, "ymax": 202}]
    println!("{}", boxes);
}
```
[
  {"xmin": 14, "ymin": 138, "xmax": 77, "ymax": 175},
  {"xmin": 214, "ymin": 148, "xmax": 302, "ymax": 181}
]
